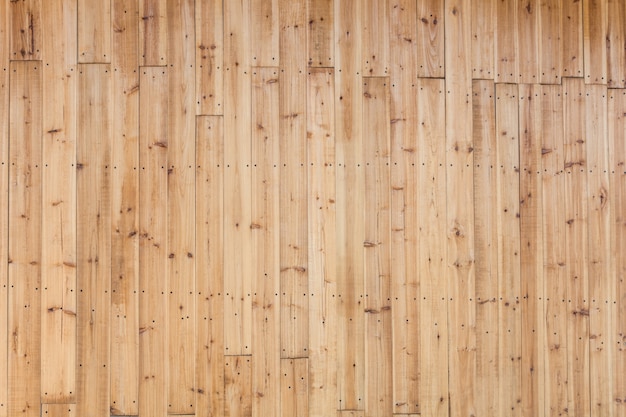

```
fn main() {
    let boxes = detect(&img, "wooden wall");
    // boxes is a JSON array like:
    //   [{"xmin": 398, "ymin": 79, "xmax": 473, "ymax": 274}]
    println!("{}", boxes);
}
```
[{"xmin": 0, "ymin": 0, "xmax": 625, "ymax": 416}]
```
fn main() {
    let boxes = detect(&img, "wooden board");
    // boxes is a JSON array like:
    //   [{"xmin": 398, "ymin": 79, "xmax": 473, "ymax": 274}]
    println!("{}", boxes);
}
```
[
  {"xmin": 166, "ymin": 0, "xmax": 196, "ymax": 411},
  {"xmin": 251, "ymin": 67, "xmax": 281, "ymax": 417},
  {"xmin": 471, "ymin": 0, "xmax": 494, "ymax": 78},
  {"xmin": 417, "ymin": 0, "xmax": 444, "ymax": 77},
  {"xmin": 607, "ymin": 0, "xmax": 626, "ymax": 88},
  {"xmin": 76, "ymin": 63, "xmax": 112, "ymax": 417},
  {"xmin": 583, "ymin": 0, "xmax": 607, "ymax": 84},
  {"xmin": 362, "ymin": 77, "xmax": 392, "ymax": 417},
  {"xmin": 0, "ymin": 2, "xmax": 8, "ymax": 414},
  {"xmin": 472, "ymin": 79, "xmax": 499, "ymax": 417},
  {"xmin": 195, "ymin": 0, "xmax": 223, "ymax": 114},
  {"xmin": 307, "ymin": 67, "xmax": 338, "ymax": 417},
  {"xmin": 517, "ymin": 0, "xmax": 538, "ymax": 83},
  {"xmin": 195, "ymin": 116, "xmax": 225, "ymax": 417},
  {"xmin": 223, "ymin": 0, "xmax": 253, "ymax": 356},
  {"xmin": 279, "ymin": 0, "xmax": 309, "ymax": 360},
  {"xmin": 251, "ymin": 0, "xmax": 279, "ymax": 66},
  {"xmin": 78, "ymin": 0, "xmax": 110, "ymax": 62},
  {"xmin": 225, "ymin": 356, "xmax": 252, "ymax": 417},
  {"xmin": 139, "ymin": 0, "xmax": 167, "ymax": 65},
  {"xmin": 334, "ymin": 0, "xmax": 364, "ymax": 409},
  {"xmin": 280, "ymin": 358, "xmax": 308, "ymax": 417},
  {"xmin": 41, "ymin": 404, "xmax": 74, "ymax": 417},
  {"xmin": 538, "ymin": 0, "xmax": 562, "ymax": 84},
  {"xmin": 138, "ymin": 66, "xmax": 168, "ymax": 417},
  {"xmin": 562, "ymin": 77, "xmax": 591, "ymax": 417},
  {"xmin": 562, "ymin": 0, "xmax": 583, "ymax": 77},
  {"xmin": 307, "ymin": 0, "xmax": 334, "ymax": 67},
  {"xmin": 110, "ymin": 0, "xmax": 140, "ymax": 413},
  {"xmin": 9, "ymin": 0, "xmax": 41, "ymax": 60},
  {"xmin": 8, "ymin": 60, "xmax": 42, "ymax": 417},
  {"xmin": 495, "ymin": 0, "xmax": 518, "ymax": 83},
  {"xmin": 40, "ymin": 0, "xmax": 77, "ymax": 403},
  {"xmin": 362, "ymin": 0, "xmax": 388, "ymax": 76},
  {"xmin": 418, "ymin": 78, "xmax": 447, "ymax": 417}
]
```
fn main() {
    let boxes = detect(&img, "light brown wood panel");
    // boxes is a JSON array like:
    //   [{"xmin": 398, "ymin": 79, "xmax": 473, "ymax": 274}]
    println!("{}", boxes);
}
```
[
  {"xmin": 225, "ymin": 356, "xmax": 252, "ymax": 417},
  {"xmin": 280, "ymin": 358, "xmax": 308, "ymax": 417},
  {"xmin": 9, "ymin": 0, "xmax": 41, "ymax": 60},
  {"xmin": 607, "ymin": 0, "xmax": 626, "ymax": 88},
  {"xmin": 583, "ymin": 0, "xmax": 608, "ymax": 84},
  {"xmin": 471, "ymin": 0, "xmax": 494, "ymax": 78},
  {"xmin": 417, "ymin": 0, "xmax": 444, "ymax": 77},
  {"xmin": 307, "ymin": 0, "xmax": 334, "ymax": 67},
  {"xmin": 495, "ymin": 0, "xmax": 518, "ymax": 83},
  {"xmin": 562, "ymin": 0, "xmax": 583, "ymax": 77},
  {"xmin": 139, "ymin": 0, "xmax": 167, "ymax": 65},
  {"xmin": 0, "ymin": 2, "xmax": 8, "ymax": 414},
  {"xmin": 517, "ymin": 0, "xmax": 538, "ymax": 83},
  {"xmin": 41, "ymin": 404, "xmax": 74, "ymax": 417},
  {"xmin": 251, "ymin": 0, "xmax": 279, "ymax": 66},
  {"xmin": 538, "ymin": 0, "xmax": 562, "ymax": 84},
  {"xmin": 195, "ymin": 0, "xmax": 223, "ymax": 114},
  {"xmin": 362, "ymin": 0, "xmax": 389, "ymax": 76},
  {"xmin": 78, "ymin": 0, "xmax": 110, "ymax": 62}
]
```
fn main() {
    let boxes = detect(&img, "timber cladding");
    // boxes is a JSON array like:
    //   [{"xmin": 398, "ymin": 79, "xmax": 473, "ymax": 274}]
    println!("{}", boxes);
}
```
[{"xmin": 0, "ymin": 0, "xmax": 624, "ymax": 417}]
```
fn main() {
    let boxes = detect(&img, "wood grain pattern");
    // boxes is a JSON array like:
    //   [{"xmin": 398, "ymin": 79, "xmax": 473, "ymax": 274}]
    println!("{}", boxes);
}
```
[{"xmin": 0, "ymin": 3, "xmax": 8, "ymax": 414}]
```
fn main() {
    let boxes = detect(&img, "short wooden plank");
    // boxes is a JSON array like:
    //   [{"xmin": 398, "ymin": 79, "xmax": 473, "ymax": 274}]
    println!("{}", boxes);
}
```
[
  {"xmin": 0, "ymin": 2, "xmax": 8, "ymax": 413},
  {"xmin": 335, "ymin": 0, "xmax": 365, "ymax": 409},
  {"xmin": 280, "ymin": 359, "xmax": 308, "ymax": 417},
  {"xmin": 417, "ymin": 0, "xmax": 444, "ymax": 77},
  {"xmin": 472, "ymin": 79, "xmax": 499, "ymax": 417},
  {"xmin": 562, "ymin": 77, "xmax": 591, "ymax": 417},
  {"xmin": 583, "ymin": 0, "xmax": 608, "ymax": 84},
  {"xmin": 519, "ymin": 84, "xmax": 546, "ymax": 417},
  {"xmin": 279, "ymin": 0, "xmax": 309, "ymax": 359},
  {"xmin": 307, "ymin": 67, "xmax": 338, "ymax": 417},
  {"xmin": 251, "ymin": 0, "xmax": 279, "ymax": 66},
  {"xmin": 538, "ymin": 0, "xmax": 562, "ymax": 84},
  {"xmin": 110, "ymin": 0, "xmax": 140, "ymax": 413},
  {"xmin": 444, "ymin": 0, "xmax": 476, "ymax": 415},
  {"xmin": 139, "ymin": 0, "xmax": 167, "ymax": 65},
  {"xmin": 76, "ymin": 63, "xmax": 112, "ymax": 417},
  {"xmin": 417, "ymin": 78, "xmax": 447, "ymax": 417},
  {"xmin": 195, "ymin": 0, "xmax": 223, "ymax": 114},
  {"xmin": 8, "ymin": 60, "xmax": 42, "ymax": 417},
  {"xmin": 225, "ymin": 356, "xmax": 252, "ymax": 417},
  {"xmin": 195, "ymin": 116, "xmax": 225, "ymax": 417},
  {"xmin": 337, "ymin": 412, "xmax": 364, "ymax": 417},
  {"xmin": 585, "ymin": 84, "xmax": 612, "ymax": 417},
  {"xmin": 362, "ymin": 77, "xmax": 392, "ymax": 417},
  {"xmin": 251, "ymin": 67, "xmax": 281, "ymax": 417},
  {"xmin": 471, "ymin": 0, "xmax": 494, "ymax": 78},
  {"xmin": 224, "ymin": 0, "xmax": 253, "ymax": 356},
  {"xmin": 517, "ymin": 0, "xmax": 538, "ymax": 83},
  {"xmin": 307, "ymin": 0, "xmax": 334, "ymax": 67},
  {"xmin": 41, "ymin": 404, "xmax": 75, "ymax": 417},
  {"xmin": 40, "ymin": 0, "xmax": 77, "ymax": 403},
  {"xmin": 540, "ymin": 84, "xmax": 568, "ymax": 417},
  {"xmin": 78, "ymin": 0, "xmax": 110, "ymax": 62},
  {"xmin": 495, "ymin": 0, "xmax": 518, "ymax": 83},
  {"xmin": 166, "ymin": 0, "xmax": 196, "ymax": 411},
  {"xmin": 138, "ymin": 66, "xmax": 169, "ymax": 417},
  {"xmin": 607, "ymin": 0, "xmax": 626, "ymax": 88},
  {"xmin": 562, "ymin": 0, "xmax": 583, "ymax": 77},
  {"xmin": 362, "ymin": 0, "xmax": 388, "ymax": 76},
  {"xmin": 9, "ymin": 0, "xmax": 41, "ymax": 60}
]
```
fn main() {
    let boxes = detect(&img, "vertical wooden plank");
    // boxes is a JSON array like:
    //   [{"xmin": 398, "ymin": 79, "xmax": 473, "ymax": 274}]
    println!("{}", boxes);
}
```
[
  {"xmin": 138, "ymin": 66, "xmax": 168, "ymax": 417},
  {"xmin": 41, "ymin": 404, "xmax": 75, "ymax": 417},
  {"xmin": 540, "ymin": 84, "xmax": 568, "ymax": 417},
  {"xmin": 251, "ymin": 67, "xmax": 281, "ymax": 417},
  {"xmin": 139, "ymin": 0, "xmax": 167, "ymax": 65},
  {"xmin": 471, "ymin": 0, "xmax": 494, "ymax": 78},
  {"xmin": 518, "ymin": 84, "xmax": 546, "ymax": 417},
  {"xmin": 562, "ymin": 0, "xmax": 583, "ymax": 77},
  {"xmin": 224, "ymin": 0, "xmax": 253, "ymax": 356},
  {"xmin": 417, "ymin": 78, "xmax": 448, "ymax": 417},
  {"xmin": 78, "ymin": 0, "xmax": 110, "ymax": 62},
  {"xmin": 307, "ymin": 67, "xmax": 337, "ymax": 417},
  {"xmin": 607, "ymin": 0, "xmax": 626, "ymax": 88},
  {"xmin": 517, "ymin": 0, "xmax": 538, "ymax": 83},
  {"xmin": 195, "ymin": 116, "xmax": 225, "ymax": 417},
  {"xmin": 196, "ymin": 0, "xmax": 223, "ymax": 114},
  {"xmin": 389, "ymin": 2, "xmax": 418, "ymax": 413},
  {"xmin": 40, "ymin": 0, "xmax": 77, "ymax": 404},
  {"xmin": 307, "ymin": 0, "xmax": 334, "ymax": 67},
  {"xmin": 167, "ymin": 0, "xmax": 196, "ymax": 412},
  {"xmin": 9, "ymin": 0, "xmax": 41, "ymax": 60},
  {"xmin": 362, "ymin": 0, "xmax": 389, "ymax": 76},
  {"xmin": 538, "ymin": 0, "xmax": 562, "ymax": 84},
  {"xmin": 362, "ymin": 77, "xmax": 392, "ymax": 417},
  {"xmin": 251, "ymin": 0, "xmax": 279, "ymax": 66},
  {"xmin": 280, "ymin": 359, "xmax": 308, "ymax": 417},
  {"xmin": 110, "ymin": 0, "xmax": 140, "ymax": 413},
  {"xmin": 279, "ymin": 0, "xmax": 309, "ymax": 359},
  {"xmin": 76, "ymin": 63, "xmax": 112, "ymax": 417},
  {"xmin": 586, "ymin": 84, "xmax": 612, "ymax": 417},
  {"xmin": 0, "ymin": 2, "xmax": 8, "ymax": 413},
  {"xmin": 609, "ymin": 90, "xmax": 626, "ymax": 417},
  {"xmin": 583, "ymin": 0, "xmax": 608, "ymax": 84},
  {"xmin": 445, "ymin": 0, "xmax": 475, "ymax": 415},
  {"xmin": 562, "ymin": 77, "xmax": 590, "ymax": 417},
  {"xmin": 472, "ymin": 79, "xmax": 499, "ymax": 417},
  {"xmin": 417, "ymin": 0, "xmax": 445, "ymax": 77},
  {"xmin": 495, "ymin": 0, "xmax": 518, "ymax": 83},
  {"xmin": 335, "ymin": 0, "xmax": 364, "ymax": 409},
  {"xmin": 225, "ymin": 356, "xmax": 252, "ymax": 417},
  {"xmin": 8, "ymin": 60, "xmax": 42, "ymax": 417}
]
